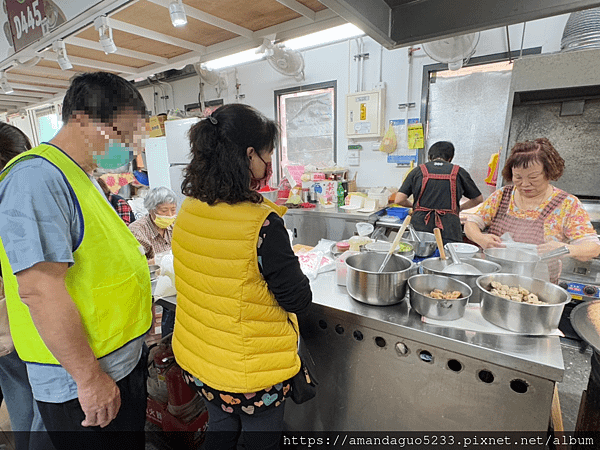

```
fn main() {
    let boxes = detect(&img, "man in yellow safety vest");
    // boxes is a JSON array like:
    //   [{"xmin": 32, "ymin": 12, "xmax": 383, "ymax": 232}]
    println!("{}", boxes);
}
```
[{"xmin": 0, "ymin": 72, "xmax": 152, "ymax": 450}]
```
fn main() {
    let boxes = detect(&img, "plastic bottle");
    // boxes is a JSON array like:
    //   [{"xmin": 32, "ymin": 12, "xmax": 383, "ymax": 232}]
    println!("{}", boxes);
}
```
[
  {"xmin": 336, "ymin": 250, "xmax": 360, "ymax": 286},
  {"xmin": 337, "ymin": 182, "xmax": 345, "ymax": 207}
]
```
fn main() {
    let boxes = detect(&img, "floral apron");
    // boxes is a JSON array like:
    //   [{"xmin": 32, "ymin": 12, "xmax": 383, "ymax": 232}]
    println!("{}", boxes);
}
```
[{"xmin": 488, "ymin": 185, "xmax": 568, "ymax": 284}]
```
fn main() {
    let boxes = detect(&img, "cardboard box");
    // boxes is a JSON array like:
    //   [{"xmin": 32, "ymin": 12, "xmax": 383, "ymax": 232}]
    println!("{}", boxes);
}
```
[{"xmin": 148, "ymin": 115, "xmax": 167, "ymax": 137}]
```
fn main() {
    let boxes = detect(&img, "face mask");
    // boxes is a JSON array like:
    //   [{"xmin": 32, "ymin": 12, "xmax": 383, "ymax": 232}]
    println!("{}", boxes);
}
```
[
  {"xmin": 154, "ymin": 214, "xmax": 177, "ymax": 229},
  {"xmin": 250, "ymin": 152, "xmax": 273, "ymax": 191},
  {"xmin": 93, "ymin": 143, "xmax": 134, "ymax": 170}
]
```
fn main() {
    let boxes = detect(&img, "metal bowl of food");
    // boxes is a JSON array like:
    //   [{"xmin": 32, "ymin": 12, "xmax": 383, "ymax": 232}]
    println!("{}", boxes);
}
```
[
  {"xmin": 408, "ymin": 274, "xmax": 472, "ymax": 321},
  {"xmin": 364, "ymin": 240, "xmax": 415, "ymax": 260},
  {"xmin": 476, "ymin": 273, "xmax": 571, "ymax": 335},
  {"xmin": 346, "ymin": 252, "xmax": 417, "ymax": 306},
  {"xmin": 421, "ymin": 257, "xmax": 501, "ymax": 303},
  {"xmin": 401, "ymin": 230, "xmax": 437, "ymax": 257}
]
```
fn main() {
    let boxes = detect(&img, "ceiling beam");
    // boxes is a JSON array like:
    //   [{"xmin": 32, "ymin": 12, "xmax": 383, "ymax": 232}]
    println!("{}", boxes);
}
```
[
  {"xmin": 0, "ymin": 94, "xmax": 46, "ymax": 102},
  {"xmin": 10, "ymin": 89, "xmax": 56, "ymax": 99},
  {"xmin": 146, "ymin": 0, "xmax": 254, "ymax": 39},
  {"xmin": 127, "ymin": 9, "xmax": 343, "ymax": 80},
  {"xmin": 10, "ymin": 65, "xmax": 74, "ymax": 79},
  {"xmin": 109, "ymin": 18, "xmax": 206, "ymax": 53},
  {"xmin": 5, "ymin": 74, "xmax": 70, "ymax": 88},
  {"xmin": 66, "ymin": 37, "xmax": 169, "ymax": 65},
  {"xmin": 8, "ymin": 83, "xmax": 65, "ymax": 94},
  {"xmin": 275, "ymin": 0, "xmax": 316, "ymax": 20},
  {"xmin": 42, "ymin": 52, "xmax": 139, "ymax": 74}
]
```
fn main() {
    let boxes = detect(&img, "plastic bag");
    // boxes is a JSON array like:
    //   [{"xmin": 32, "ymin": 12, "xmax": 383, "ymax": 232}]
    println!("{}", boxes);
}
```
[
  {"xmin": 500, "ymin": 232, "xmax": 537, "ymax": 254},
  {"xmin": 379, "ymin": 124, "xmax": 397, "ymax": 153}
]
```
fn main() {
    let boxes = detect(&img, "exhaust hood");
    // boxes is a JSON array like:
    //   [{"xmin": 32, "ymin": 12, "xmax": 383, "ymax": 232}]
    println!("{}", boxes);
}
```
[{"xmin": 319, "ymin": 0, "xmax": 600, "ymax": 48}]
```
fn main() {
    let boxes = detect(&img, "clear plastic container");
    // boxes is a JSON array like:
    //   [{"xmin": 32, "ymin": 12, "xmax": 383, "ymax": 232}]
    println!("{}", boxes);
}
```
[{"xmin": 336, "ymin": 250, "xmax": 360, "ymax": 286}]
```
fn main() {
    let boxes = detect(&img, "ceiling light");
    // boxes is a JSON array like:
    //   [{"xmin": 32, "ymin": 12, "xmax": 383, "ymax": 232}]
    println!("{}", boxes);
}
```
[
  {"xmin": 0, "ymin": 72, "xmax": 13, "ymax": 94},
  {"xmin": 202, "ymin": 48, "xmax": 265, "ymax": 71},
  {"xmin": 52, "ymin": 40, "xmax": 73, "ymax": 71},
  {"xmin": 169, "ymin": 0, "xmax": 187, "ymax": 27},
  {"xmin": 94, "ymin": 16, "xmax": 117, "ymax": 54},
  {"xmin": 284, "ymin": 23, "xmax": 364, "ymax": 51}
]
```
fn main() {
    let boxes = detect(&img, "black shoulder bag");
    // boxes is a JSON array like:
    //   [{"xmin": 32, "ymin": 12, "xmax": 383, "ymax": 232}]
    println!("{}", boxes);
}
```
[{"xmin": 289, "ymin": 335, "xmax": 319, "ymax": 404}]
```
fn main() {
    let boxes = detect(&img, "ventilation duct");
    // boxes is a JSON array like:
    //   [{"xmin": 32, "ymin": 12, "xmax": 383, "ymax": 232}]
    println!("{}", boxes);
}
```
[{"xmin": 561, "ymin": 7, "xmax": 600, "ymax": 51}]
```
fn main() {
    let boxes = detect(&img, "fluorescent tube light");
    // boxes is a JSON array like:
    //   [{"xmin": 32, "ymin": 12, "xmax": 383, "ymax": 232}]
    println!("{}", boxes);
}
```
[
  {"xmin": 284, "ymin": 23, "xmax": 364, "ymax": 51},
  {"xmin": 202, "ymin": 48, "xmax": 265, "ymax": 71}
]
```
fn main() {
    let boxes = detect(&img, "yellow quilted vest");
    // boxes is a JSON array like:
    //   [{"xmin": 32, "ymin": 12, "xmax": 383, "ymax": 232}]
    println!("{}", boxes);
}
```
[
  {"xmin": 172, "ymin": 197, "xmax": 300, "ymax": 393},
  {"xmin": 0, "ymin": 144, "xmax": 152, "ymax": 364}
]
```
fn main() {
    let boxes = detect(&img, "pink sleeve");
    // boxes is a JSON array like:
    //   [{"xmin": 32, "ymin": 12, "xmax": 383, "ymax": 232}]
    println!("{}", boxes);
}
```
[
  {"xmin": 467, "ymin": 188, "xmax": 504, "ymax": 229},
  {"xmin": 562, "ymin": 196, "xmax": 598, "ymax": 242}
]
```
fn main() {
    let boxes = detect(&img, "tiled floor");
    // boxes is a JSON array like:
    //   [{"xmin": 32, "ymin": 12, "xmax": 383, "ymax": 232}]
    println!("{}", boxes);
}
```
[{"xmin": 0, "ymin": 342, "xmax": 594, "ymax": 450}]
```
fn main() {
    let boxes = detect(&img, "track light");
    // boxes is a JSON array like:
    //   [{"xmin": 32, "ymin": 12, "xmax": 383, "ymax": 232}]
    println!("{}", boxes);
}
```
[
  {"xmin": 0, "ymin": 72, "xmax": 13, "ymax": 94},
  {"xmin": 52, "ymin": 40, "xmax": 73, "ymax": 70},
  {"xmin": 169, "ymin": 0, "xmax": 187, "ymax": 27},
  {"xmin": 94, "ymin": 16, "xmax": 117, "ymax": 54}
]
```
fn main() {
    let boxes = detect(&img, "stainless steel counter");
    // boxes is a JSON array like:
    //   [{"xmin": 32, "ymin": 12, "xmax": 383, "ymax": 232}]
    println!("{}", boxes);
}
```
[
  {"xmin": 283, "ymin": 206, "xmax": 379, "ymax": 246},
  {"xmin": 285, "ymin": 271, "xmax": 565, "ymax": 431}
]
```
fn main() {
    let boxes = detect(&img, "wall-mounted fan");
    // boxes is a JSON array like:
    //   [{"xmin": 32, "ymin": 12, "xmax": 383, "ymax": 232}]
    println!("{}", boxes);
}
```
[
  {"xmin": 257, "ymin": 38, "xmax": 305, "ymax": 81},
  {"xmin": 422, "ymin": 33, "xmax": 480, "ymax": 71},
  {"xmin": 193, "ymin": 63, "xmax": 228, "ymax": 96}
]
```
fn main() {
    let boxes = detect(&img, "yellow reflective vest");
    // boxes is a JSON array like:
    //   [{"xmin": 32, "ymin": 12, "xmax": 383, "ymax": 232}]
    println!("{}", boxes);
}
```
[
  {"xmin": 172, "ymin": 197, "xmax": 300, "ymax": 393},
  {"xmin": 0, "ymin": 144, "xmax": 152, "ymax": 364}
]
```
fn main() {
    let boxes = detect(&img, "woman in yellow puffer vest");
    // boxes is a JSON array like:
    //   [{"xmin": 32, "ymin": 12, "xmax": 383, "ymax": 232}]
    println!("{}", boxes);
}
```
[{"xmin": 171, "ymin": 103, "xmax": 312, "ymax": 450}]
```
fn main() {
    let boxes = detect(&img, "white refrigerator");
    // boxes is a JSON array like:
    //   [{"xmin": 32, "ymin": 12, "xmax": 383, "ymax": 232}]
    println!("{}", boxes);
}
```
[{"xmin": 145, "ymin": 117, "xmax": 200, "ymax": 206}]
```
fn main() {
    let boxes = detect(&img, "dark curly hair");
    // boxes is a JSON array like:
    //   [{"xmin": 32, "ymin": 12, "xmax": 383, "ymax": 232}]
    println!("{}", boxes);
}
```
[
  {"xmin": 502, "ymin": 137, "xmax": 565, "ymax": 182},
  {"xmin": 181, "ymin": 104, "xmax": 279, "ymax": 205}
]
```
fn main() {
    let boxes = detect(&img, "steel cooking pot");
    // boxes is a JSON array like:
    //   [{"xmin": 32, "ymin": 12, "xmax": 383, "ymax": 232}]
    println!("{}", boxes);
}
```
[
  {"xmin": 408, "ymin": 274, "xmax": 472, "ymax": 321},
  {"xmin": 483, "ymin": 246, "xmax": 570, "ymax": 278},
  {"xmin": 421, "ymin": 257, "xmax": 501, "ymax": 303},
  {"xmin": 346, "ymin": 253, "xmax": 416, "ymax": 306},
  {"xmin": 476, "ymin": 273, "xmax": 570, "ymax": 335},
  {"xmin": 401, "ymin": 230, "xmax": 437, "ymax": 257}
]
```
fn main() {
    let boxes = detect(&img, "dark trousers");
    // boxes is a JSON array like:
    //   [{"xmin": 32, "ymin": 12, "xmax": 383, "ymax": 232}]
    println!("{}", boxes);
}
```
[
  {"xmin": 203, "ymin": 397, "xmax": 285, "ymax": 450},
  {"xmin": 36, "ymin": 353, "xmax": 148, "ymax": 450}
]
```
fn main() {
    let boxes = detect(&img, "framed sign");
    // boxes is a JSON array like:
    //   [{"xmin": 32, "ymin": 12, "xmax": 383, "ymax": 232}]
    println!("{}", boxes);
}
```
[{"xmin": 6, "ymin": 0, "xmax": 47, "ymax": 52}]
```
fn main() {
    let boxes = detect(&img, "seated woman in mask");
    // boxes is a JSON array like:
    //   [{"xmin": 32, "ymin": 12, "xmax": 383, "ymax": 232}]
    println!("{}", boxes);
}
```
[{"xmin": 129, "ymin": 186, "xmax": 177, "ymax": 263}]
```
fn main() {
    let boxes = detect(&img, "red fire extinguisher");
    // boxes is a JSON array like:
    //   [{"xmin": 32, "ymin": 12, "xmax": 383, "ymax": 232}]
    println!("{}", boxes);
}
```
[
  {"xmin": 154, "ymin": 342, "xmax": 174, "ymax": 396},
  {"xmin": 165, "ymin": 363, "xmax": 197, "ymax": 409}
]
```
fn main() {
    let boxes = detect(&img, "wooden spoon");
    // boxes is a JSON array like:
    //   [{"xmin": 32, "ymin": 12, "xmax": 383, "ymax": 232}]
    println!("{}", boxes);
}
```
[
  {"xmin": 433, "ymin": 227, "xmax": 447, "ymax": 260},
  {"xmin": 377, "ymin": 215, "xmax": 411, "ymax": 273}
]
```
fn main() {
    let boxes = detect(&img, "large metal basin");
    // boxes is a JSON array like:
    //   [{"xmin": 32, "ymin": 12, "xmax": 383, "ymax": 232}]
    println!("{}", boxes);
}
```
[
  {"xmin": 483, "ymin": 248, "xmax": 540, "ymax": 277},
  {"xmin": 408, "ymin": 274, "xmax": 472, "ymax": 321},
  {"xmin": 346, "ymin": 253, "xmax": 416, "ymax": 306},
  {"xmin": 476, "ymin": 273, "xmax": 571, "ymax": 335},
  {"xmin": 421, "ymin": 257, "xmax": 501, "ymax": 303}
]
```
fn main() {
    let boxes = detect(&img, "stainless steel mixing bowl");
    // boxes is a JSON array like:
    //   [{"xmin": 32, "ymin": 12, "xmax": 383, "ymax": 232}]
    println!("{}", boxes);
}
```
[
  {"xmin": 408, "ymin": 274, "xmax": 472, "ymax": 321},
  {"xmin": 476, "ymin": 273, "xmax": 571, "ymax": 335}
]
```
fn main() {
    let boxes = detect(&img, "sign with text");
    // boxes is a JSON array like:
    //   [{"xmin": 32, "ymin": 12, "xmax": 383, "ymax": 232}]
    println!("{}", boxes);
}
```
[{"xmin": 6, "ymin": 0, "xmax": 47, "ymax": 52}]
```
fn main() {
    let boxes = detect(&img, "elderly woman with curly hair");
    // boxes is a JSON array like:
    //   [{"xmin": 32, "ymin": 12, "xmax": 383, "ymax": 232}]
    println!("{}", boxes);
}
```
[{"xmin": 465, "ymin": 137, "xmax": 600, "ymax": 283}]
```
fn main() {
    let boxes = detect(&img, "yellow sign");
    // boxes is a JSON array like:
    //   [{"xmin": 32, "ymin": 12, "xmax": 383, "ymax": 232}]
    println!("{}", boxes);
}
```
[
  {"xmin": 360, "ymin": 103, "xmax": 367, "ymax": 121},
  {"xmin": 408, "ymin": 123, "xmax": 424, "ymax": 149}
]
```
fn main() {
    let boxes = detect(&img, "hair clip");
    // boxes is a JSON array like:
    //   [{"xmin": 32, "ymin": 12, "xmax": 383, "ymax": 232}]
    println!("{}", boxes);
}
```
[{"xmin": 208, "ymin": 115, "xmax": 218, "ymax": 125}]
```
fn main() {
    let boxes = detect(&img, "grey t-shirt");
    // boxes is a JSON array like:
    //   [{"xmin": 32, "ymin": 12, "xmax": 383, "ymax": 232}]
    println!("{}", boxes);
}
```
[{"xmin": 0, "ymin": 152, "xmax": 141, "ymax": 403}]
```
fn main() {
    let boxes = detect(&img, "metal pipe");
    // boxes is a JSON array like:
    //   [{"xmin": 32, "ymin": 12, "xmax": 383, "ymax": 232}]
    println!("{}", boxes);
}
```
[
  {"xmin": 505, "ymin": 25, "xmax": 513, "ymax": 63},
  {"xmin": 519, "ymin": 22, "xmax": 527, "ymax": 59}
]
